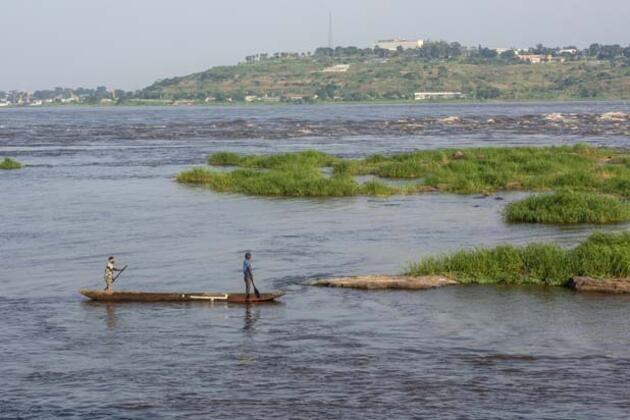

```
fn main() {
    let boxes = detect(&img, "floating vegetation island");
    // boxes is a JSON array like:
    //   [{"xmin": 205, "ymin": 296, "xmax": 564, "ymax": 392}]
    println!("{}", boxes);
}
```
[
  {"xmin": 0, "ymin": 157, "xmax": 23, "ymax": 170},
  {"xmin": 405, "ymin": 231, "xmax": 630, "ymax": 286},
  {"xmin": 177, "ymin": 145, "xmax": 629, "ymax": 201}
]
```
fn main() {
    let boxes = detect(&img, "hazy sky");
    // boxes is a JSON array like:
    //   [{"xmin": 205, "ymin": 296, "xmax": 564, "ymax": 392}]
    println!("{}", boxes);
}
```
[{"xmin": 1, "ymin": 0, "xmax": 629, "ymax": 91}]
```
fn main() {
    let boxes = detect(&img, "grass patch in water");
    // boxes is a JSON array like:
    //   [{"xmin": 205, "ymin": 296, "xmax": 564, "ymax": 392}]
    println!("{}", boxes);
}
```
[
  {"xmin": 0, "ymin": 157, "xmax": 23, "ymax": 170},
  {"xmin": 208, "ymin": 150, "xmax": 339, "ymax": 169},
  {"xmin": 176, "ymin": 150, "xmax": 397, "ymax": 197},
  {"xmin": 360, "ymin": 144, "xmax": 629, "ymax": 196},
  {"xmin": 176, "ymin": 165, "xmax": 396, "ymax": 197},
  {"xmin": 178, "ymin": 145, "xmax": 629, "ymax": 198},
  {"xmin": 405, "ymin": 231, "xmax": 630, "ymax": 286},
  {"xmin": 505, "ymin": 191, "xmax": 630, "ymax": 224}
]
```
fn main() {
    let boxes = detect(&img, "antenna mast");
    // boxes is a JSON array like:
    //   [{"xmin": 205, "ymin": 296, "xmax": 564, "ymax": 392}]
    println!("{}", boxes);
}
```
[{"xmin": 328, "ymin": 12, "xmax": 333, "ymax": 49}]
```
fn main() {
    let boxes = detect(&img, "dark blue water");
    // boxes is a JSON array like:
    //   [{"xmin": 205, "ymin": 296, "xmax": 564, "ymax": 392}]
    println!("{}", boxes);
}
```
[{"xmin": 1, "ymin": 103, "xmax": 629, "ymax": 419}]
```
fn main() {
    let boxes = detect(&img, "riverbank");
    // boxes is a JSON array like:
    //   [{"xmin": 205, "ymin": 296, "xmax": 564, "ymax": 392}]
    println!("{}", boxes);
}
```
[{"xmin": 2, "ymin": 98, "xmax": 630, "ymax": 109}]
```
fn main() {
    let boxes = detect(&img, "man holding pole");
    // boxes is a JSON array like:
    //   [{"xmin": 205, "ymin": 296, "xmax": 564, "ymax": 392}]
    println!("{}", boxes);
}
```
[
  {"xmin": 104, "ymin": 256, "xmax": 124, "ymax": 293},
  {"xmin": 243, "ymin": 252, "xmax": 260, "ymax": 300}
]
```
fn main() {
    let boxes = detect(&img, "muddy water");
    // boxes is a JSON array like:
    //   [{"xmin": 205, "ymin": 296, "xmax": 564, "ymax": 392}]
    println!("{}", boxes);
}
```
[{"xmin": 1, "ymin": 103, "xmax": 629, "ymax": 419}]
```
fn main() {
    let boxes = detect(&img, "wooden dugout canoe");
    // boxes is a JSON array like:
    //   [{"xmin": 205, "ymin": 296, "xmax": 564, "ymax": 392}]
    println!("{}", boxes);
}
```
[{"xmin": 79, "ymin": 289, "xmax": 284, "ymax": 304}]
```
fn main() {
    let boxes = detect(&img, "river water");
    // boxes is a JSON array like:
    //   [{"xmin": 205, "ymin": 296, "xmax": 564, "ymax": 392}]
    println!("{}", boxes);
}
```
[{"xmin": 1, "ymin": 102, "xmax": 629, "ymax": 419}]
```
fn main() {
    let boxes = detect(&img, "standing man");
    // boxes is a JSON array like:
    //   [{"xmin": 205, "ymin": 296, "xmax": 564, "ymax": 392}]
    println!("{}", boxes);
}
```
[
  {"xmin": 104, "ymin": 256, "xmax": 122, "ymax": 293},
  {"xmin": 243, "ymin": 252, "xmax": 254, "ymax": 300}
]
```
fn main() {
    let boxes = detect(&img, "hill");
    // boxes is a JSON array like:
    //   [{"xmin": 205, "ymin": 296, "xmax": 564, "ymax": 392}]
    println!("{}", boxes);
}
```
[{"xmin": 136, "ymin": 54, "xmax": 630, "ymax": 103}]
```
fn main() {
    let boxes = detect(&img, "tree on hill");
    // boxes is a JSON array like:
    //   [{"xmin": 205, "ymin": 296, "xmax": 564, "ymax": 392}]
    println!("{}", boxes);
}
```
[
  {"xmin": 586, "ymin": 43, "xmax": 626, "ymax": 59},
  {"xmin": 479, "ymin": 47, "xmax": 497, "ymax": 59},
  {"xmin": 314, "ymin": 47, "xmax": 334, "ymax": 56},
  {"xmin": 499, "ymin": 49, "xmax": 516, "ymax": 60}
]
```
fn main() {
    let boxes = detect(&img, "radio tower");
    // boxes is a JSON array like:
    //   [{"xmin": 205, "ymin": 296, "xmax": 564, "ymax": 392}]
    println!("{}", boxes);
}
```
[{"xmin": 328, "ymin": 12, "xmax": 333, "ymax": 49}]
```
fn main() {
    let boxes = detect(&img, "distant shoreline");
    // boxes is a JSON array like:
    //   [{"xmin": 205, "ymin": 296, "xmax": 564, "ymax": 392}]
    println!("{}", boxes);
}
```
[{"xmin": 1, "ymin": 97, "xmax": 629, "ymax": 110}]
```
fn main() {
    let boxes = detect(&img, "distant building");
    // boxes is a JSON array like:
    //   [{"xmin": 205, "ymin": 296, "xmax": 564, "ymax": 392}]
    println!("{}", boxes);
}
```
[
  {"xmin": 323, "ymin": 64, "xmax": 350, "ymax": 73},
  {"xmin": 494, "ymin": 47, "xmax": 527, "ymax": 55},
  {"xmin": 243, "ymin": 95, "xmax": 281, "ymax": 103},
  {"xmin": 283, "ymin": 94, "xmax": 307, "ymax": 101},
  {"xmin": 516, "ymin": 54, "xmax": 551, "ymax": 64},
  {"xmin": 559, "ymin": 48, "xmax": 578, "ymax": 55},
  {"xmin": 374, "ymin": 38, "xmax": 424, "ymax": 51},
  {"xmin": 493, "ymin": 48, "xmax": 513, "ymax": 55},
  {"xmin": 414, "ymin": 92, "xmax": 465, "ymax": 100},
  {"xmin": 59, "ymin": 95, "xmax": 79, "ymax": 103}
]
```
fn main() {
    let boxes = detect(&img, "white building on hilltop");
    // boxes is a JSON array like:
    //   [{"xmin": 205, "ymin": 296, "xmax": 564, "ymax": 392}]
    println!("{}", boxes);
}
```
[
  {"xmin": 323, "ymin": 64, "xmax": 350, "ymax": 73},
  {"xmin": 374, "ymin": 38, "xmax": 424, "ymax": 51}
]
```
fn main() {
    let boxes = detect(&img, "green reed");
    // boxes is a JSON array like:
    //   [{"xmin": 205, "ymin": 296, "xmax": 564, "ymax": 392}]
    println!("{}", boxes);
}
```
[{"xmin": 405, "ymin": 231, "xmax": 630, "ymax": 285}]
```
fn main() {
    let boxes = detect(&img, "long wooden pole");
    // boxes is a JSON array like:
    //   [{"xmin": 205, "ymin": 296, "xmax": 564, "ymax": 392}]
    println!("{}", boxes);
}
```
[{"xmin": 113, "ymin": 265, "xmax": 128, "ymax": 283}]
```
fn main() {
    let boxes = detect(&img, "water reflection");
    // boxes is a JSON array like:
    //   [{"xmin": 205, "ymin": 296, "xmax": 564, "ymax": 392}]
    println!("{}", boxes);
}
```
[
  {"xmin": 81, "ymin": 301, "xmax": 119, "ymax": 330},
  {"xmin": 243, "ymin": 305, "xmax": 260, "ymax": 331},
  {"xmin": 105, "ymin": 303, "xmax": 117, "ymax": 330}
]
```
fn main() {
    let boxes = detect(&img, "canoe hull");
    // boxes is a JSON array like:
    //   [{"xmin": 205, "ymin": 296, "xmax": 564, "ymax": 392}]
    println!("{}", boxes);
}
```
[{"xmin": 79, "ymin": 289, "xmax": 283, "ymax": 304}]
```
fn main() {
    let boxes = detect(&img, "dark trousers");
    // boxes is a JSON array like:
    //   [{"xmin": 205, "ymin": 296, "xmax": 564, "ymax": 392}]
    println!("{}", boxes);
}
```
[{"xmin": 244, "ymin": 273, "xmax": 253, "ymax": 296}]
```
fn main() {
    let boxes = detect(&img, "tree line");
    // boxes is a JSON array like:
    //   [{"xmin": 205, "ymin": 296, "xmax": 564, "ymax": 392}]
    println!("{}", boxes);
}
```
[{"xmin": 246, "ymin": 41, "xmax": 630, "ymax": 62}]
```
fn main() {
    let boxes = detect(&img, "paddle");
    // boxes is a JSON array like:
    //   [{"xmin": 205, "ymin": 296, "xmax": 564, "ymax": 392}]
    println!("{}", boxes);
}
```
[
  {"xmin": 251, "ymin": 277, "xmax": 261, "ymax": 298},
  {"xmin": 113, "ymin": 265, "xmax": 127, "ymax": 283}
]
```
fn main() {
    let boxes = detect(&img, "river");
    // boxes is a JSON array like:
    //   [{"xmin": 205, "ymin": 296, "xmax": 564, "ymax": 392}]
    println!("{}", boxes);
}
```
[{"xmin": 1, "ymin": 102, "xmax": 629, "ymax": 419}]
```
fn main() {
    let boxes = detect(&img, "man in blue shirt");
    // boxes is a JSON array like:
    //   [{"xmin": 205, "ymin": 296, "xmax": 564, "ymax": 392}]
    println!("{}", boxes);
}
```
[{"xmin": 243, "ymin": 252, "xmax": 254, "ymax": 300}]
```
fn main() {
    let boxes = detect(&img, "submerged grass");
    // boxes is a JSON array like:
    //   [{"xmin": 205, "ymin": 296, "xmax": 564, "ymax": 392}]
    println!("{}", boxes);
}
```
[
  {"xmin": 178, "ymin": 145, "xmax": 630, "ymax": 199},
  {"xmin": 405, "ymin": 231, "xmax": 630, "ymax": 286},
  {"xmin": 0, "ymin": 157, "xmax": 23, "ymax": 170},
  {"xmin": 505, "ymin": 191, "xmax": 630, "ymax": 224}
]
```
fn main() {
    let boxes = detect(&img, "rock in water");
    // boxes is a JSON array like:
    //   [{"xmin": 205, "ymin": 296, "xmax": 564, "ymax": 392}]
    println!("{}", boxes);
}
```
[
  {"xmin": 565, "ymin": 276, "xmax": 630, "ymax": 294},
  {"xmin": 438, "ymin": 116, "xmax": 463, "ymax": 124},
  {"xmin": 598, "ymin": 112, "xmax": 629, "ymax": 122},
  {"xmin": 543, "ymin": 113, "xmax": 575, "ymax": 123},
  {"xmin": 313, "ymin": 275, "xmax": 458, "ymax": 290}
]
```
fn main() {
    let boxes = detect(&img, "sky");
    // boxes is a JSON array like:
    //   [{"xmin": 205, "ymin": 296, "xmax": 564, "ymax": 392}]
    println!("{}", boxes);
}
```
[{"xmin": 1, "ymin": 0, "xmax": 629, "ymax": 91}]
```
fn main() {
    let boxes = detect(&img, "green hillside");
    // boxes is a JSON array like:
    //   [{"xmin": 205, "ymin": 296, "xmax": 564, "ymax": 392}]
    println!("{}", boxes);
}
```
[{"xmin": 137, "ymin": 55, "xmax": 630, "ymax": 103}]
